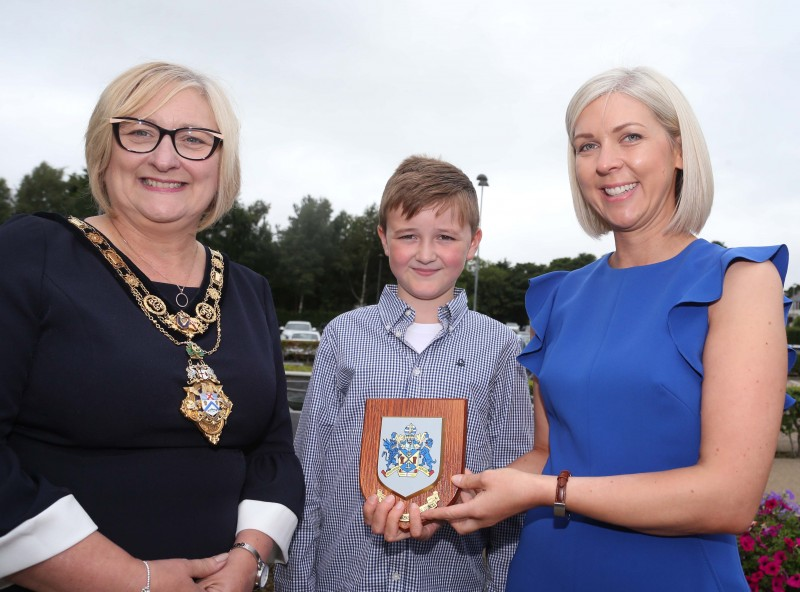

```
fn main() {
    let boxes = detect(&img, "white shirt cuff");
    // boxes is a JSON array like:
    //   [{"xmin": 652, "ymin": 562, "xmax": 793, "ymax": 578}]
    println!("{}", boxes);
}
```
[
  {"xmin": 237, "ymin": 500, "xmax": 298, "ymax": 564},
  {"xmin": 0, "ymin": 495, "xmax": 97, "ymax": 585}
]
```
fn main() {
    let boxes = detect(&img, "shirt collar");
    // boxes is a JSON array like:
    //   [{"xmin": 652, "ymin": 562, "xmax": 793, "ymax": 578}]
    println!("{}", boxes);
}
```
[{"xmin": 377, "ymin": 285, "xmax": 468, "ymax": 336}]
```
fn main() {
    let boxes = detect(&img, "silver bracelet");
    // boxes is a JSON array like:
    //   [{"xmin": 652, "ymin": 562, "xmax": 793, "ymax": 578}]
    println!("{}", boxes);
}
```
[{"xmin": 141, "ymin": 560, "xmax": 151, "ymax": 592}]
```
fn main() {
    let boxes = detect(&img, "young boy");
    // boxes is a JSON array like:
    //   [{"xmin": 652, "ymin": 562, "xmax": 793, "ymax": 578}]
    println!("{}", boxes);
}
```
[{"xmin": 274, "ymin": 156, "xmax": 533, "ymax": 592}]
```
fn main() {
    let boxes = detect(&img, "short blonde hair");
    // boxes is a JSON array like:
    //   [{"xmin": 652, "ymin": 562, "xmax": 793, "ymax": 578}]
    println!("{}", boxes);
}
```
[
  {"xmin": 565, "ymin": 67, "xmax": 713, "ymax": 238},
  {"xmin": 85, "ymin": 62, "xmax": 240, "ymax": 230},
  {"xmin": 378, "ymin": 155, "xmax": 479, "ymax": 234}
]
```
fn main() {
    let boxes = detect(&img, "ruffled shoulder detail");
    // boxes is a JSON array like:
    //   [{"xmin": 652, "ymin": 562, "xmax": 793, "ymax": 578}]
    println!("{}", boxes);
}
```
[
  {"xmin": 517, "ymin": 270, "xmax": 569, "ymax": 375},
  {"xmin": 667, "ymin": 242, "xmax": 795, "ymax": 408}
]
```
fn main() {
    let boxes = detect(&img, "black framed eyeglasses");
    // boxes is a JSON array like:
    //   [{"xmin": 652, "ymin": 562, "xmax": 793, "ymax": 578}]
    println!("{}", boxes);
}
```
[{"xmin": 110, "ymin": 117, "xmax": 224, "ymax": 161}]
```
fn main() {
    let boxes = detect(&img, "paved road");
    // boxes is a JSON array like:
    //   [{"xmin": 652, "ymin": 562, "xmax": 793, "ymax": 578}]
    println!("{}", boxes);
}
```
[
  {"xmin": 768, "ymin": 432, "xmax": 800, "ymax": 494},
  {"xmin": 768, "ymin": 458, "xmax": 800, "ymax": 495}
]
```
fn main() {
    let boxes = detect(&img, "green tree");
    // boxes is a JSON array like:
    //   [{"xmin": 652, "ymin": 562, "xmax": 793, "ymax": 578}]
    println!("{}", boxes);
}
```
[
  {"xmin": 277, "ymin": 196, "xmax": 334, "ymax": 313},
  {"xmin": 463, "ymin": 255, "xmax": 596, "ymax": 324},
  {"xmin": 14, "ymin": 162, "xmax": 69, "ymax": 214},
  {"xmin": 64, "ymin": 170, "xmax": 97, "ymax": 218},
  {"xmin": 460, "ymin": 259, "xmax": 545, "ymax": 324},
  {"xmin": 545, "ymin": 253, "xmax": 596, "ymax": 272},
  {"xmin": 328, "ymin": 204, "xmax": 383, "ymax": 309},
  {"xmin": 471, "ymin": 260, "xmax": 519, "ymax": 321},
  {"xmin": 504, "ymin": 261, "xmax": 547, "ymax": 323},
  {"xmin": 200, "ymin": 199, "xmax": 276, "ymax": 278},
  {"xmin": 13, "ymin": 163, "xmax": 95, "ymax": 218},
  {"xmin": 0, "ymin": 178, "xmax": 13, "ymax": 223}
]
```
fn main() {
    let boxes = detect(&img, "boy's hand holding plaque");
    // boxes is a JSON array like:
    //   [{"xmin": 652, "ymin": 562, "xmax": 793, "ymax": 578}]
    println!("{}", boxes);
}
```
[{"xmin": 360, "ymin": 398, "xmax": 467, "ymax": 524}]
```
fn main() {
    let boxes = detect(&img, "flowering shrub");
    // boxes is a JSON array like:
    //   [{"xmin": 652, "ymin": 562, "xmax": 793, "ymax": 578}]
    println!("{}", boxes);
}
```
[{"xmin": 739, "ymin": 490, "xmax": 800, "ymax": 590}]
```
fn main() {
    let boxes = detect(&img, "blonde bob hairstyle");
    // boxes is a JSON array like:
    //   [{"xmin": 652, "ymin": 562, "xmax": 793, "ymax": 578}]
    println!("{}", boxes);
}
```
[
  {"xmin": 85, "ymin": 62, "xmax": 241, "ymax": 230},
  {"xmin": 565, "ymin": 66, "xmax": 713, "ymax": 238}
]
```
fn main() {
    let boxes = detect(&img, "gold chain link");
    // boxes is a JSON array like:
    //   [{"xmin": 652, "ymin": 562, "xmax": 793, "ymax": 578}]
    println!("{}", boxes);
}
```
[{"xmin": 68, "ymin": 216, "xmax": 223, "ymax": 356}]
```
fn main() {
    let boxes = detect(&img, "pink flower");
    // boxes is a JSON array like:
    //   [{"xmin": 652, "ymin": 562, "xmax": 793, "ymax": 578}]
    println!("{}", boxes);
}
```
[
  {"xmin": 741, "ymin": 491, "xmax": 800, "ymax": 586},
  {"xmin": 763, "ymin": 560, "xmax": 781, "ymax": 576},
  {"xmin": 763, "ymin": 524, "xmax": 784, "ymax": 537},
  {"xmin": 773, "ymin": 574, "xmax": 787, "ymax": 592}
]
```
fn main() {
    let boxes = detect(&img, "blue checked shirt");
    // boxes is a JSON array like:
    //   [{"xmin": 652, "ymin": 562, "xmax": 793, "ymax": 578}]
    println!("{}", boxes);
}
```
[{"xmin": 274, "ymin": 286, "xmax": 533, "ymax": 592}]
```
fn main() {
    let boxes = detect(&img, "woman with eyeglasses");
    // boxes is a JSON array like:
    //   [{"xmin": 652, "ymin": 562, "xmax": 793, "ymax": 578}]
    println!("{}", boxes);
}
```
[{"xmin": 0, "ymin": 62, "xmax": 303, "ymax": 592}]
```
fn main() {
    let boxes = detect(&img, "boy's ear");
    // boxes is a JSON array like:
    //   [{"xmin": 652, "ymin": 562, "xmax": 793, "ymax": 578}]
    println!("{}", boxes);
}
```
[
  {"xmin": 377, "ymin": 225, "xmax": 389, "ymax": 255},
  {"xmin": 467, "ymin": 228, "xmax": 483, "ymax": 260}
]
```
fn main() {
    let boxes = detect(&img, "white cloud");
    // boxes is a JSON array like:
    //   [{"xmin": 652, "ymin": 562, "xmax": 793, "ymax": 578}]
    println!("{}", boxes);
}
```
[{"xmin": 2, "ymin": 0, "xmax": 798, "ymax": 284}]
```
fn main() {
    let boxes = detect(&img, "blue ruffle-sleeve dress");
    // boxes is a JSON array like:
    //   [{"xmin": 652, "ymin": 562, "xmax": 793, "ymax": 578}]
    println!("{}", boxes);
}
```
[{"xmin": 510, "ymin": 239, "xmax": 795, "ymax": 592}]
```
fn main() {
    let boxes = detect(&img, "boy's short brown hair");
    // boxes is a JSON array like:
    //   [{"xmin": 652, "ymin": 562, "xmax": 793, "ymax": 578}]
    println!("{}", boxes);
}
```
[{"xmin": 378, "ymin": 155, "xmax": 479, "ymax": 233}]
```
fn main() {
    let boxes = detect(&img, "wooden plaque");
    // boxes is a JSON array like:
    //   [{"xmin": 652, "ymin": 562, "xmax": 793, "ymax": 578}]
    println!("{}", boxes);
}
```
[{"xmin": 360, "ymin": 398, "xmax": 467, "ymax": 521}]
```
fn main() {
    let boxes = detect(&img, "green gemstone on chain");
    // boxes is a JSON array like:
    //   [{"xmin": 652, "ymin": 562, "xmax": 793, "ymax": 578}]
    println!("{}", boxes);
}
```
[{"xmin": 186, "ymin": 342, "xmax": 205, "ymax": 359}]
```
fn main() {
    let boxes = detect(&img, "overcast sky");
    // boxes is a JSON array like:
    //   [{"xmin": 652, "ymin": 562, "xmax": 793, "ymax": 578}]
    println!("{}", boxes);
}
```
[{"xmin": 3, "ymin": 0, "xmax": 799, "ymax": 286}]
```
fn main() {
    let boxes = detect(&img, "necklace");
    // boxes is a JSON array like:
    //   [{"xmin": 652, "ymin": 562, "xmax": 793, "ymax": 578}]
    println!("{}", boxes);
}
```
[
  {"xmin": 69, "ymin": 216, "xmax": 233, "ymax": 445},
  {"xmin": 110, "ymin": 219, "xmax": 200, "ymax": 309}
]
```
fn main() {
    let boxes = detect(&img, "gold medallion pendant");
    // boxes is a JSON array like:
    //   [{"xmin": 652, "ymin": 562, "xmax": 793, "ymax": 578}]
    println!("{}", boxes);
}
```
[
  {"xmin": 180, "ymin": 345, "xmax": 232, "ymax": 444},
  {"xmin": 69, "ymin": 216, "xmax": 232, "ymax": 445}
]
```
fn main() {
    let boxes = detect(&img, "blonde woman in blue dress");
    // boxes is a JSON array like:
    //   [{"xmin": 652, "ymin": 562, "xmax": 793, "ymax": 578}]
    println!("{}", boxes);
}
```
[{"xmin": 424, "ymin": 67, "xmax": 795, "ymax": 590}]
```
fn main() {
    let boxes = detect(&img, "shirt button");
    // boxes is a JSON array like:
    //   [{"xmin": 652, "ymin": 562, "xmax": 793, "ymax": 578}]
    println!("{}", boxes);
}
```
[
  {"xmin": 391, "ymin": 571, "xmax": 402, "ymax": 581},
  {"xmin": 394, "ymin": 330, "xmax": 402, "ymax": 338},
  {"xmin": 404, "ymin": 309, "xmax": 412, "ymax": 317},
  {"xmin": 412, "ymin": 367, "xmax": 421, "ymax": 376}
]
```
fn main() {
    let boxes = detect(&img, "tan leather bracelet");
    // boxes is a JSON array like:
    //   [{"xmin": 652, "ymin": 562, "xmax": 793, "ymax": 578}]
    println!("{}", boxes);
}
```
[{"xmin": 554, "ymin": 470, "xmax": 571, "ymax": 518}]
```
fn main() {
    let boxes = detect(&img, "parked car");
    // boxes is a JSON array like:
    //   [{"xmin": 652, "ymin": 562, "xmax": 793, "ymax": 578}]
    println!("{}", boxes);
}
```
[
  {"xmin": 284, "ymin": 331, "xmax": 321, "ymax": 348},
  {"xmin": 505, "ymin": 322, "xmax": 531, "ymax": 348},
  {"xmin": 281, "ymin": 329, "xmax": 321, "ymax": 365},
  {"xmin": 280, "ymin": 320, "xmax": 317, "ymax": 340},
  {"xmin": 518, "ymin": 325, "xmax": 532, "ymax": 346}
]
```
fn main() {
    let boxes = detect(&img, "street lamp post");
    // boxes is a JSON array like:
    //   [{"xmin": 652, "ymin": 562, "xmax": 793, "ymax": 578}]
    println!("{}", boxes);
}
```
[{"xmin": 472, "ymin": 174, "xmax": 488, "ymax": 312}]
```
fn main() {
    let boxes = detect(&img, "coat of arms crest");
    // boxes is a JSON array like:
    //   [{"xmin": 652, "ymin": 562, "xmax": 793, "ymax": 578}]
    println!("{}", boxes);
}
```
[
  {"xmin": 360, "ymin": 398, "xmax": 467, "ymax": 523},
  {"xmin": 378, "ymin": 418, "xmax": 442, "ymax": 498}
]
